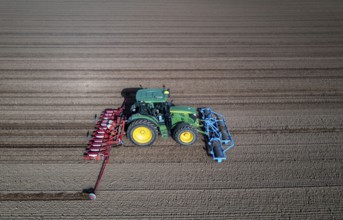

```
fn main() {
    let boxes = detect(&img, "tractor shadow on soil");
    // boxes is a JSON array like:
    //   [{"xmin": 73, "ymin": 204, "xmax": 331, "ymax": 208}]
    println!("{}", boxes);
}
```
[{"xmin": 121, "ymin": 87, "xmax": 141, "ymax": 115}]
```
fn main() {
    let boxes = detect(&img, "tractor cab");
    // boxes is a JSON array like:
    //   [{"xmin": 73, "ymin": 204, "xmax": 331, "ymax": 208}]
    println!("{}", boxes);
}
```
[{"xmin": 129, "ymin": 88, "xmax": 170, "ymax": 123}]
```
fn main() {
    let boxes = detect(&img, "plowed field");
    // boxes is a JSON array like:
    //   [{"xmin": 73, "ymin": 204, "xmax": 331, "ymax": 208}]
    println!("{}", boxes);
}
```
[{"xmin": 0, "ymin": 0, "xmax": 342, "ymax": 219}]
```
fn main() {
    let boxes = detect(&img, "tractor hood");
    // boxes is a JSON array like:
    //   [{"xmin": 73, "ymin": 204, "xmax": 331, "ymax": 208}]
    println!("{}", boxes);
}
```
[{"xmin": 170, "ymin": 106, "xmax": 197, "ymax": 115}]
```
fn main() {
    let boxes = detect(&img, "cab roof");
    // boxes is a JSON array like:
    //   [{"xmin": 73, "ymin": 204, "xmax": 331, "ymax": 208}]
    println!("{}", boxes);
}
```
[{"xmin": 136, "ymin": 88, "xmax": 169, "ymax": 103}]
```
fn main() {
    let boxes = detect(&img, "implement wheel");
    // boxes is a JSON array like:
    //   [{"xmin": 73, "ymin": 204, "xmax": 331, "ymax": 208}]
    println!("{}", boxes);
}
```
[
  {"xmin": 128, "ymin": 119, "xmax": 158, "ymax": 146},
  {"xmin": 173, "ymin": 123, "xmax": 197, "ymax": 146}
]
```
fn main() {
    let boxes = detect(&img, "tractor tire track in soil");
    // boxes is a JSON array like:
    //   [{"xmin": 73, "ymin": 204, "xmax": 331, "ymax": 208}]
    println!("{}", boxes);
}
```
[
  {"xmin": 0, "ymin": 0, "xmax": 343, "ymax": 219},
  {"xmin": 0, "ymin": 192, "xmax": 87, "ymax": 201}
]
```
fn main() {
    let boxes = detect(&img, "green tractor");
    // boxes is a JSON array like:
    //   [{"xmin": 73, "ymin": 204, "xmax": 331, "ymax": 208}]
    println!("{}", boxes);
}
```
[{"xmin": 126, "ymin": 88, "xmax": 201, "ymax": 146}]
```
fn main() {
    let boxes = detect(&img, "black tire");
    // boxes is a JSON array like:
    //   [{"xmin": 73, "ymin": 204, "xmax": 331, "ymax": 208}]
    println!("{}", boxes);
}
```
[
  {"xmin": 173, "ymin": 123, "xmax": 198, "ymax": 146},
  {"xmin": 127, "ymin": 119, "xmax": 158, "ymax": 146}
]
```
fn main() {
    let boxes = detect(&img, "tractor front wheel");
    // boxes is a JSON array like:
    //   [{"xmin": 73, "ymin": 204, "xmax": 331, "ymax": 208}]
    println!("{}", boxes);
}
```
[
  {"xmin": 173, "ymin": 123, "xmax": 197, "ymax": 146},
  {"xmin": 128, "ymin": 119, "xmax": 158, "ymax": 146}
]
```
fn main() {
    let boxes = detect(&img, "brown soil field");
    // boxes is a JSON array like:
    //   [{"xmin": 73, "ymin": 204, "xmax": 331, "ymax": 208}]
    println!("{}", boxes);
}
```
[{"xmin": 0, "ymin": 0, "xmax": 342, "ymax": 219}]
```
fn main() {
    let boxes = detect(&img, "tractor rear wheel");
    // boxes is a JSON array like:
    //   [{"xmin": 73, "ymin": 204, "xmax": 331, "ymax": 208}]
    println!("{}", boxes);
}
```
[
  {"xmin": 128, "ymin": 119, "xmax": 158, "ymax": 146},
  {"xmin": 173, "ymin": 123, "xmax": 197, "ymax": 146}
]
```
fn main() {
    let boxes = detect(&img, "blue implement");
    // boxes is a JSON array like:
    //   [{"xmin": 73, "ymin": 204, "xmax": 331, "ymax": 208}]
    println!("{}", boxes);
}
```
[{"xmin": 199, "ymin": 108, "xmax": 234, "ymax": 163}]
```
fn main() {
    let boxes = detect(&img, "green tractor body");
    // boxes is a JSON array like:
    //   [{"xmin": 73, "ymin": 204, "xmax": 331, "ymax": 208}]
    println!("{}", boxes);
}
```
[{"xmin": 126, "ymin": 88, "xmax": 201, "ymax": 146}]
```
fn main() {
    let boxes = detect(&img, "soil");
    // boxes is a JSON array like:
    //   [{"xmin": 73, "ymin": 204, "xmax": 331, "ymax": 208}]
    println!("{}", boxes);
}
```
[{"xmin": 0, "ymin": 0, "xmax": 342, "ymax": 219}]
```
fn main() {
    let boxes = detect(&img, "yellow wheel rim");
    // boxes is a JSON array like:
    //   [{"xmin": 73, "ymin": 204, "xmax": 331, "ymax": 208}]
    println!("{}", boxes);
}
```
[
  {"xmin": 132, "ymin": 126, "xmax": 153, "ymax": 144},
  {"xmin": 179, "ymin": 131, "xmax": 194, "ymax": 143}
]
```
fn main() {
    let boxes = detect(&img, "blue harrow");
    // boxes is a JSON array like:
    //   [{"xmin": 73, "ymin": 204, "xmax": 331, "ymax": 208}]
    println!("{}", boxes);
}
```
[{"xmin": 199, "ymin": 108, "xmax": 234, "ymax": 163}]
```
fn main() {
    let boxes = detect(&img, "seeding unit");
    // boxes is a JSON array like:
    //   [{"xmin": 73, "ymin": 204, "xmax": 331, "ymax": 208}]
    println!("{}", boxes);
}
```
[{"xmin": 83, "ymin": 88, "xmax": 234, "ymax": 200}]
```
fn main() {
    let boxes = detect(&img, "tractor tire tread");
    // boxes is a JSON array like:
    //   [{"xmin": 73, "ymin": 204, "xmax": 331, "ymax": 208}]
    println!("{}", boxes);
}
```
[
  {"xmin": 173, "ymin": 123, "xmax": 198, "ymax": 146},
  {"xmin": 127, "ymin": 119, "xmax": 158, "ymax": 146}
]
